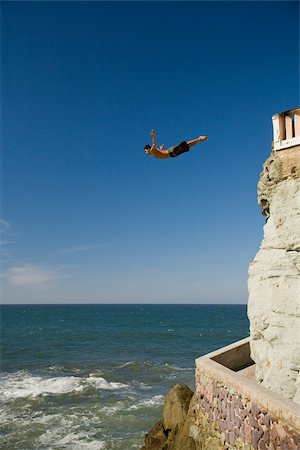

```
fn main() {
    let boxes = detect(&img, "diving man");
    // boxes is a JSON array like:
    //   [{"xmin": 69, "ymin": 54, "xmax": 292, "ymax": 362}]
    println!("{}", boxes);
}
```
[{"xmin": 144, "ymin": 129, "xmax": 208, "ymax": 159}]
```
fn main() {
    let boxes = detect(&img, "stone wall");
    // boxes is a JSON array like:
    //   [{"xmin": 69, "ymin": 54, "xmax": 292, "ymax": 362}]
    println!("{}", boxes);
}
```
[
  {"xmin": 248, "ymin": 145, "xmax": 300, "ymax": 403},
  {"xmin": 142, "ymin": 349, "xmax": 300, "ymax": 450},
  {"xmin": 195, "ymin": 362, "xmax": 300, "ymax": 449}
]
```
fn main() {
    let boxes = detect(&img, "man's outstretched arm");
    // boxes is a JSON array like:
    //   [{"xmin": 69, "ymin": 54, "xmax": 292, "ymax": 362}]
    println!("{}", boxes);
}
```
[
  {"xmin": 148, "ymin": 130, "xmax": 170, "ymax": 158},
  {"xmin": 150, "ymin": 129, "xmax": 157, "ymax": 150}
]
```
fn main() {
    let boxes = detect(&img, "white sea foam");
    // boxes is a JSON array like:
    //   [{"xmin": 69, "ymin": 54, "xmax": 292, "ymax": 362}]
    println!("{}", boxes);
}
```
[
  {"xmin": 128, "ymin": 395, "xmax": 164, "ymax": 410},
  {"xmin": 36, "ymin": 410, "xmax": 105, "ymax": 449},
  {"xmin": 136, "ymin": 382, "xmax": 152, "ymax": 390},
  {"xmin": 54, "ymin": 432, "xmax": 106, "ymax": 449},
  {"xmin": 39, "ymin": 428, "xmax": 106, "ymax": 449},
  {"xmin": 1, "ymin": 405, "xmax": 105, "ymax": 449},
  {"xmin": 86, "ymin": 376, "xmax": 127, "ymax": 390},
  {"xmin": 0, "ymin": 371, "xmax": 127, "ymax": 400},
  {"xmin": 99, "ymin": 394, "xmax": 164, "ymax": 414},
  {"xmin": 47, "ymin": 365, "xmax": 82, "ymax": 374},
  {"xmin": 0, "ymin": 407, "xmax": 14, "ymax": 424},
  {"xmin": 0, "ymin": 372, "xmax": 84, "ymax": 399},
  {"xmin": 100, "ymin": 401, "xmax": 126, "ymax": 415}
]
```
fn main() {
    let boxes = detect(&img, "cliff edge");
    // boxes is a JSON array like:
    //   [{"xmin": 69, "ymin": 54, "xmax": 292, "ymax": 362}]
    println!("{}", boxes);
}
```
[{"xmin": 248, "ymin": 145, "xmax": 300, "ymax": 403}]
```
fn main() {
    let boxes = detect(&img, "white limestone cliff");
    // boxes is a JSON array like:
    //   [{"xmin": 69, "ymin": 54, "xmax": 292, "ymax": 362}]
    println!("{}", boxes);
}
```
[{"xmin": 248, "ymin": 145, "xmax": 300, "ymax": 404}]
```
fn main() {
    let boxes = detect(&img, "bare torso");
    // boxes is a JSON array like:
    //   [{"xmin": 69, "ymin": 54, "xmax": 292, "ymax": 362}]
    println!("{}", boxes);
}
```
[{"xmin": 151, "ymin": 146, "xmax": 172, "ymax": 159}]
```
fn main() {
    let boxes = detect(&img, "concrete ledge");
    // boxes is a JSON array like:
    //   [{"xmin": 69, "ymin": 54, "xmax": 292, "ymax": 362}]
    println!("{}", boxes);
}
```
[
  {"xmin": 194, "ymin": 338, "xmax": 300, "ymax": 448},
  {"xmin": 199, "ymin": 337, "xmax": 254, "ymax": 372},
  {"xmin": 196, "ymin": 338, "xmax": 300, "ymax": 431}
]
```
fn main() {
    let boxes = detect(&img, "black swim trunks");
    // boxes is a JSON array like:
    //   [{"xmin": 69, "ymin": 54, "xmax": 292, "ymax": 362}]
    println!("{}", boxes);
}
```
[{"xmin": 169, "ymin": 141, "xmax": 189, "ymax": 157}]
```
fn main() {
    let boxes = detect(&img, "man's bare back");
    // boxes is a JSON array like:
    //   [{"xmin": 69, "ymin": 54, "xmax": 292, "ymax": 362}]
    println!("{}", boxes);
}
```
[{"xmin": 144, "ymin": 130, "xmax": 208, "ymax": 159}]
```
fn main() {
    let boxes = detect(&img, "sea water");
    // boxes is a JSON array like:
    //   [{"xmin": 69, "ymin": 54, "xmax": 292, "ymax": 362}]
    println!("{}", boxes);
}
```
[{"xmin": 1, "ymin": 304, "xmax": 249, "ymax": 449}]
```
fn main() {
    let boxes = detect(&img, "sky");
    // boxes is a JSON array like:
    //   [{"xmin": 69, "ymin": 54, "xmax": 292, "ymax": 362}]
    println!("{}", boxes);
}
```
[{"xmin": 1, "ymin": 1, "xmax": 299, "ymax": 304}]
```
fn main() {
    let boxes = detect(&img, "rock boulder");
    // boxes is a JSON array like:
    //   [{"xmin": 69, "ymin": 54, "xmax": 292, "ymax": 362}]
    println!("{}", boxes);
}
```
[{"xmin": 141, "ymin": 384, "xmax": 196, "ymax": 450}]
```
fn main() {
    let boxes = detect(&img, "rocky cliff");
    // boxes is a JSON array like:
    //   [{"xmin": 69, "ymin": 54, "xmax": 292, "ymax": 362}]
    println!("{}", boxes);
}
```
[{"xmin": 248, "ymin": 145, "xmax": 300, "ymax": 404}]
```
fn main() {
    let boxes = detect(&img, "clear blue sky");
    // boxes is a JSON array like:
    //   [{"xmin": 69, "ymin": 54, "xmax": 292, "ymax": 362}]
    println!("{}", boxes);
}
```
[{"xmin": 2, "ymin": 1, "xmax": 299, "ymax": 304}]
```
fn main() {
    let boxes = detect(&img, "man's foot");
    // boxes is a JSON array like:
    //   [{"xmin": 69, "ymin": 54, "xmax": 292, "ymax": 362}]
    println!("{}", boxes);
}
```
[{"xmin": 199, "ymin": 136, "xmax": 208, "ymax": 141}]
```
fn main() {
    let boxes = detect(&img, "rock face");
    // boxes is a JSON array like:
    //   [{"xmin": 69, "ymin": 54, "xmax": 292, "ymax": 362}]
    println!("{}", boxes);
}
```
[
  {"xmin": 141, "ymin": 384, "xmax": 196, "ymax": 450},
  {"xmin": 248, "ymin": 145, "xmax": 300, "ymax": 403}
]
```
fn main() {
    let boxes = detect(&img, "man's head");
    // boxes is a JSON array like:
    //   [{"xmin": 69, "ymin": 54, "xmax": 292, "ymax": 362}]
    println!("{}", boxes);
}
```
[{"xmin": 144, "ymin": 144, "xmax": 151, "ymax": 155}]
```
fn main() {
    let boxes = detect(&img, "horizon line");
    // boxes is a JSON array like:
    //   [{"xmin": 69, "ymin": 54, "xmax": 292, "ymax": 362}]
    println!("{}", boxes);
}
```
[{"xmin": 0, "ymin": 302, "xmax": 247, "ymax": 306}]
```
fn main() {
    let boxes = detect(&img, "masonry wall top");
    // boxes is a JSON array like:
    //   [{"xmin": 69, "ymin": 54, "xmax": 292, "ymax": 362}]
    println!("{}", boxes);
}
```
[{"xmin": 272, "ymin": 107, "xmax": 300, "ymax": 151}]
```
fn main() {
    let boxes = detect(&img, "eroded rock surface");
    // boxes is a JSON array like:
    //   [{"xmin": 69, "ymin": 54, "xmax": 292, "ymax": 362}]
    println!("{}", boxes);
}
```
[
  {"xmin": 141, "ymin": 384, "xmax": 197, "ymax": 450},
  {"xmin": 248, "ymin": 146, "xmax": 300, "ymax": 403}
]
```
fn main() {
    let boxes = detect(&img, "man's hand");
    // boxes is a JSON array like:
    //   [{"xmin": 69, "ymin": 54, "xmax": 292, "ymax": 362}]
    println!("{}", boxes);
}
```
[
  {"xmin": 159, "ymin": 144, "xmax": 165, "ymax": 150},
  {"xmin": 150, "ymin": 129, "xmax": 156, "ymax": 137}
]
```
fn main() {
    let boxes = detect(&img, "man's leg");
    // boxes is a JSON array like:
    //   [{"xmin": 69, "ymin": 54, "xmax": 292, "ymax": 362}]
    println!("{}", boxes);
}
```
[
  {"xmin": 187, "ymin": 136, "xmax": 208, "ymax": 148},
  {"xmin": 169, "ymin": 136, "xmax": 208, "ymax": 157}
]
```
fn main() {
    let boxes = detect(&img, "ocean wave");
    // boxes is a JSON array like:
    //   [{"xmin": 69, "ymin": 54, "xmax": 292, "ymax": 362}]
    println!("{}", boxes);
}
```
[
  {"xmin": 112, "ymin": 360, "xmax": 156, "ymax": 371},
  {"xmin": 1, "ymin": 403, "xmax": 106, "ymax": 449},
  {"xmin": 128, "ymin": 395, "xmax": 164, "ymax": 410},
  {"xmin": 99, "ymin": 401, "xmax": 126, "ymax": 415},
  {"xmin": 112, "ymin": 360, "xmax": 193, "ymax": 373},
  {"xmin": 47, "ymin": 432, "xmax": 106, "ymax": 449},
  {"xmin": 98, "ymin": 394, "xmax": 164, "ymax": 414},
  {"xmin": 86, "ymin": 376, "xmax": 127, "ymax": 390},
  {"xmin": 135, "ymin": 382, "xmax": 152, "ymax": 391},
  {"xmin": 0, "ymin": 372, "xmax": 84, "ymax": 399},
  {"xmin": 113, "ymin": 361, "xmax": 136, "ymax": 370},
  {"xmin": 47, "ymin": 365, "xmax": 83, "ymax": 374},
  {"xmin": 36, "ymin": 412, "xmax": 106, "ymax": 449},
  {"xmin": 0, "ymin": 371, "xmax": 128, "ymax": 400},
  {"xmin": 163, "ymin": 363, "xmax": 194, "ymax": 371}
]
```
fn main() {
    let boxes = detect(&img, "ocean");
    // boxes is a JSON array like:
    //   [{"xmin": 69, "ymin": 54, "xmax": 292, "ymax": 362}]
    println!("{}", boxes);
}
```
[{"xmin": 1, "ymin": 304, "xmax": 249, "ymax": 449}]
